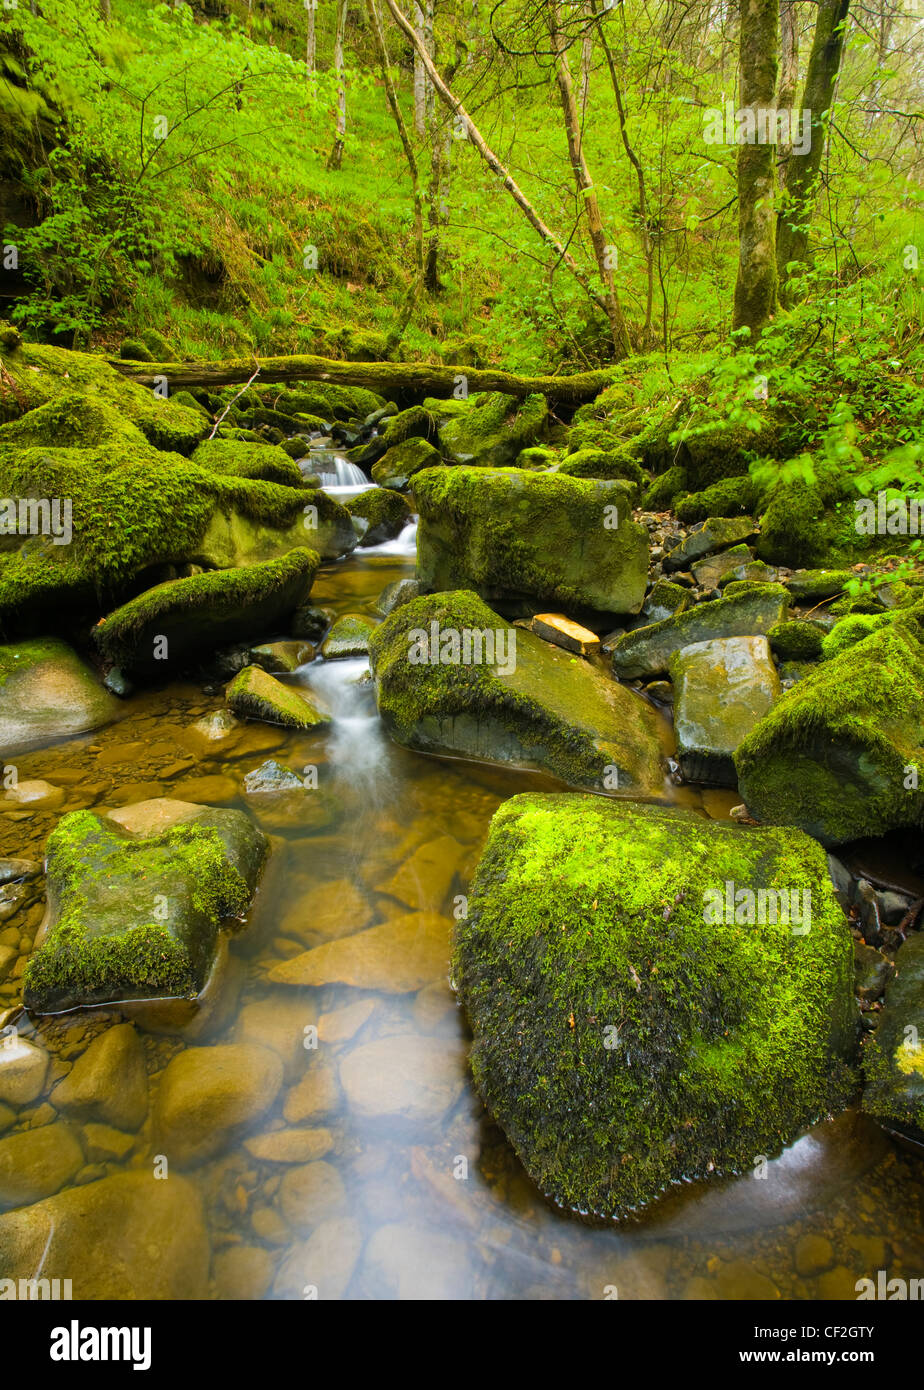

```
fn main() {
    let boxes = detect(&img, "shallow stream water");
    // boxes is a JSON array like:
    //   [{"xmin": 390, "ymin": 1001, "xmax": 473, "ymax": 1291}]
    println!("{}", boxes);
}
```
[{"xmin": 2, "ymin": 516, "xmax": 922, "ymax": 1300}]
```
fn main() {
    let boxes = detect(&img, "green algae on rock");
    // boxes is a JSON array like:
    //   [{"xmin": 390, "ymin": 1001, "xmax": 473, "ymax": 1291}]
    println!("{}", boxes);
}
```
[
  {"xmin": 23, "ymin": 803, "xmax": 268, "ymax": 1014},
  {"xmin": 454, "ymin": 793, "xmax": 857, "ymax": 1219},
  {"xmin": 191, "ymin": 438, "xmax": 304, "ymax": 486},
  {"xmin": 414, "ymin": 465, "xmax": 648, "ymax": 619},
  {"xmin": 735, "ymin": 613, "xmax": 924, "ymax": 845},
  {"xmin": 321, "ymin": 614, "xmax": 377, "ymax": 658},
  {"xmin": 372, "ymin": 436, "xmax": 441, "ymax": 489},
  {"xmin": 93, "ymin": 549, "xmax": 319, "ymax": 678},
  {"xmin": 862, "ymin": 930, "xmax": 924, "ymax": 1148},
  {"xmin": 611, "ymin": 583, "xmax": 791, "ymax": 680},
  {"xmin": 768, "ymin": 620, "xmax": 825, "ymax": 661},
  {"xmin": 227, "ymin": 663, "xmax": 330, "ymax": 729},
  {"xmin": 0, "ymin": 637, "xmax": 120, "ymax": 756},
  {"xmin": 669, "ymin": 636, "xmax": 781, "ymax": 785},
  {"xmin": 368, "ymin": 590, "xmax": 663, "ymax": 792}
]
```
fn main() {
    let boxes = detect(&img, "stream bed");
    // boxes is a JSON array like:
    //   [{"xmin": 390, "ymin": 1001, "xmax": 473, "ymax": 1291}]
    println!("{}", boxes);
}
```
[{"xmin": 2, "ymin": 526, "xmax": 923, "ymax": 1300}]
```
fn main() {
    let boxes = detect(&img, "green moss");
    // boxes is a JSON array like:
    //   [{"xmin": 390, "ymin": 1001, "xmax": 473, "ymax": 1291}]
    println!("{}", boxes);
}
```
[
  {"xmin": 454, "ymin": 793, "xmax": 856, "ymax": 1218},
  {"xmin": 757, "ymin": 480, "xmax": 827, "ymax": 568},
  {"xmin": 191, "ymin": 438, "xmax": 303, "ymax": 486},
  {"xmin": 439, "ymin": 392, "xmax": 547, "ymax": 468},
  {"xmin": 642, "ymin": 464, "xmax": 687, "ymax": 511},
  {"xmin": 556, "ymin": 445, "xmax": 646, "ymax": 489},
  {"xmin": 372, "ymin": 436, "xmax": 440, "ymax": 488},
  {"xmin": 0, "ymin": 393, "xmax": 150, "ymax": 451},
  {"xmin": 345, "ymin": 486, "xmax": 410, "ymax": 544},
  {"xmin": 676, "ymin": 475, "xmax": 758, "ymax": 524},
  {"xmin": 23, "ymin": 807, "xmax": 268, "ymax": 1013},
  {"xmin": 735, "ymin": 612, "xmax": 924, "ymax": 844},
  {"xmin": 768, "ymin": 620, "xmax": 824, "ymax": 661},
  {"xmin": 821, "ymin": 612, "xmax": 894, "ymax": 660},
  {"xmin": 227, "ymin": 662, "xmax": 329, "ymax": 728},
  {"xmin": 119, "ymin": 338, "xmax": 154, "ymax": 362},
  {"xmin": 93, "ymin": 548, "xmax": 318, "ymax": 674}
]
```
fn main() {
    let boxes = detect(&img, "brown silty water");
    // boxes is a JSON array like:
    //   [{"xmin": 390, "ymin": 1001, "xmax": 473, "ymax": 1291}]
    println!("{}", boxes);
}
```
[{"xmin": 0, "ymin": 524, "xmax": 922, "ymax": 1300}]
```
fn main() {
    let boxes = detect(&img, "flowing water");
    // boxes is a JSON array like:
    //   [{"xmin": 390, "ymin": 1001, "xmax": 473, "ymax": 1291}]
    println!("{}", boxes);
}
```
[{"xmin": 2, "ymin": 519, "xmax": 923, "ymax": 1301}]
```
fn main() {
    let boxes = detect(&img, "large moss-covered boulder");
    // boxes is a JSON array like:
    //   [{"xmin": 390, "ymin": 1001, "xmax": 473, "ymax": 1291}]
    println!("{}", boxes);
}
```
[
  {"xmin": 196, "ymin": 484, "xmax": 355, "ymax": 564},
  {"xmin": 556, "ymin": 446, "xmax": 646, "ymax": 491},
  {"xmin": 862, "ymin": 931, "xmax": 924, "ymax": 1147},
  {"xmin": 611, "ymin": 584, "xmax": 790, "ymax": 679},
  {"xmin": 669, "ymin": 636, "xmax": 780, "ymax": 785},
  {"xmin": 414, "ymin": 466, "xmax": 648, "ymax": 620},
  {"xmin": 675, "ymin": 475, "xmax": 758, "ymax": 524},
  {"xmin": 735, "ymin": 614, "xmax": 924, "ymax": 845},
  {"xmin": 93, "ymin": 549, "xmax": 319, "ymax": 678},
  {"xmin": 372, "ymin": 436, "xmax": 440, "ymax": 489},
  {"xmin": 23, "ymin": 803, "xmax": 268, "ymax": 1013},
  {"xmin": 0, "ymin": 392, "xmax": 150, "ymax": 452},
  {"xmin": 440, "ymin": 392, "xmax": 547, "ymax": 467},
  {"xmin": 368, "ymin": 591, "xmax": 663, "ymax": 792},
  {"xmin": 0, "ymin": 637, "xmax": 120, "ymax": 756},
  {"xmin": 455, "ymin": 793, "xmax": 857, "ymax": 1218}
]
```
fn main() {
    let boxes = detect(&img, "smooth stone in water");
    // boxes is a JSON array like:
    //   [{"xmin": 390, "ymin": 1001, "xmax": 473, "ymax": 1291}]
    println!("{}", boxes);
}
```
[
  {"xmin": 267, "ymin": 911, "xmax": 450, "ymax": 992},
  {"xmin": 154, "ymin": 1043, "xmax": 284, "ymax": 1166},
  {"xmin": 339, "ymin": 1033, "xmax": 463, "ymax": 1121},
  {"xmin": 669, "ymin": 636, "xmax": 780, "ymax": 786},
  {"xmin": 52, "ymin": 1023, "xmax": 149, "ymax": 1131}
]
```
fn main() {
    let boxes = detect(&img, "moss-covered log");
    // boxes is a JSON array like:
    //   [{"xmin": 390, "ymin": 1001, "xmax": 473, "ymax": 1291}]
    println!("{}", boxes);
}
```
[{"xmin": 109, "ymin": 354, "xmax": 615, "ymax": 405}]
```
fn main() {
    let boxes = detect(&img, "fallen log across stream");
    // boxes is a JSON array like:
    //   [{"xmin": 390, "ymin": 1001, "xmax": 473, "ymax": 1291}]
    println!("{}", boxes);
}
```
[{"xmin": 109, "ymin": 353, "xmax": 615, "ymax": 405}]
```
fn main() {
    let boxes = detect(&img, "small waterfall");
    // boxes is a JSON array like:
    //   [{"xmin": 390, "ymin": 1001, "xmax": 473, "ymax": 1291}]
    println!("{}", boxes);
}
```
[
  {"xmin": 307, "ymin": 449, "xmax": 371, "ymax": 490},
  {"xmin": 296, "ymin": 656, "xmax": 390, "ymax": 793},
  {"xmin": 360, "ymin": 518, "xmax": 419, "ymax": 557}
]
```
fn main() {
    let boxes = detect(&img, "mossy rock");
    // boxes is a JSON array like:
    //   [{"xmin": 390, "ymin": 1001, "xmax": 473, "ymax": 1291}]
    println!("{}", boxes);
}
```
[
  {"xmin": 653, "ymin": 414, "xmax": 787, "ymax": 491},
  {"xmin": 368, "ymin": 590, "xmax": 663, "ymax": 792},
  {"xmin": 735, "ymin": 612, "xmax": 924, "ymax": 845},
  {"xmin": 821, "ymin": 612, "xmax": 894, "ymax": 660},
  {"xmin": 642, "ymin": 464, "xmax": 687, "ymax": 512},
  {"xmin": 690, "ymin": 543, "xmax": 755, "ymax": 591},
  {"xmin": 675, "ymin": 475, "xmax": 758, "ymax": 524},
  {"xmin": 346, "ymin": 487, "xmax": 411, "ymax": 546},
  {"xmin": 556, "ymin": 446, "xmax": 646, "ymax": 491},
  {"xmin": 253, "ymin": 382, "xmax": 386, "ymax": 422},
  {"xmin": 372, "ymin": 436, "xmax": 440, "ymax": 489},
  {"xmin": 638, "ymin": 578, "xmax": 690, "ymax": 624},
  {"xmin": 768, "ymin": 620, "xmax": 824, "ymax": 661},
  {"xmin": 138, "ymin": 329, "xmax": 178, "ymax": 362},
  {"xmin": 172, "ymin": 390, "xmax": 211, "ymax": 420},
  {"xmin": 119, "ymin": 338, "xmax": 154, "ymax": 362},
  {"xmin": 669, "ymin": 636, "xmax": 781, "ymax": 785},
  {"xmin": 0, "ymin": 393, "xmax": 149, "ymax": 452},
  {"xmin": 196, "ymin": 484, "xmax": 355, "ymax": 565},
  {"xmin": 439, "ymin": 392, "xmax": 547, "ymax": 468},
  {"xmin": 663, "ymin": 516, "xmax": 758, "ymax": 572},
  {"xmin": 414, "ymin": 466, "xmax": 648, "ymax": 621},
  {"xmin": 0, "ymin": 637, "xmax": 120, "ymax": 757},
  {"xmin": 321, "ymin": 614, "xmax": 377, "ymax": 658},
  {"xmin": 785, "ymin": 569, "xmax": 854, "ymax": 603},
  {"xmin": 0, "ymin": 342, "xmax": 208, "ymax": 454},
  {"xmin": 757, "ymin": 481, "xmax": 827, "ymax": 568},
  {"xmin": 355, "ymin": 405, "xmax": 439, "ymax": 470},
  {"xmin": 226, "ymin": 663, "xmax": 330, "ymax": 729},
  {"xmin": 23, "ymin": 804, "xmax": 268, "ymax": 1014},
  {"xmin": 611, "ymin": 583, "xmax": 791, "ymax": 680},
  {"xmin": 516, "ymin": 446, "xmax": 558, "ymax": 470},
  {"xmin": 191, "ymin": 438, "xmax": 303, "ymax": 487},
  {"xmin": 93, "ymin": 549, "xmax": 319, "ymax": 678},
  {"xmin": 862, "ymin": 930, "xmax": 924, "ymax": 1147},
  {"xmin": 454, "ymin": 793, "xmax": 856, "ymax": 1218}
]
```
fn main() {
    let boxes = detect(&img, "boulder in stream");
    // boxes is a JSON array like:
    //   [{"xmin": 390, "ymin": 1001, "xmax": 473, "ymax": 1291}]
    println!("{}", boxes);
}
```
[
  {"xmin": 227, "ymin": 663, "xmax": 330, "ymax": 729},
  {"xmin": 735, "ymin": 613, "xmax": 924, "ymax": 845},
  {"xmin": 669, "ymin": 636, "xmax": 780, "ymax": 786},
  {"xmin": 23, "ymin": 801, "xmax": 268, "ymax": 1013},
  {"xmin": 454, "ymin": 793, "xmax": 857, "ymax": 1219},
  {"xmin": 414, "ymin": 466, "xmax": 648, "ymax": 619},
  {"xmin": 611, "ymin": 583, "xmax": 790, "ymax": 679},
  {"xmin": 368, "ymin": 590, "xmax": 663, "ymax": 793},
  {"xmin": 93, "ymin": 549, "xmax": 319, "ymax": 678},
  {"xmin": 0, "ymin": 637, "xmax": 120, "ymax": 756},
  {"xmin": 346, "ymin": 487, "xmax": 411, "ymax": 546}
]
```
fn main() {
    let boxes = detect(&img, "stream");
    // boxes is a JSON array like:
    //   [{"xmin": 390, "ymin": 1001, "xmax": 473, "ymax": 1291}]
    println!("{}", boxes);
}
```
[{"xmin": 2, "ymin": 474, "xmax": 923, "ymax": 1301}]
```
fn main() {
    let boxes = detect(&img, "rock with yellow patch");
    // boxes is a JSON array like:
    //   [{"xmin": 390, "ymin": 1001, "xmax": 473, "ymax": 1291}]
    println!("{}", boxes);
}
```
[
  {"xmin": 267, "ymin": 912, "xmax": 449, "ymax": 992},
  {"xmin": 863, "ymin": 930, "xmax": 924, "ymax": 1146}
]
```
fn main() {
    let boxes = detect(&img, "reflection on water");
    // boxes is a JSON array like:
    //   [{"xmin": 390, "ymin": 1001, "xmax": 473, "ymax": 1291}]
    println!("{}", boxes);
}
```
[{"xmin": 0, "ymin": 540, "xmax": 922, "ymax": 1301}]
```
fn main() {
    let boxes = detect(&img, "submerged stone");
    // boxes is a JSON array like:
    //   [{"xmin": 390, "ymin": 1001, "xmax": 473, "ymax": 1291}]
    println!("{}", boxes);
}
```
[
  {"xmin": 414, "ymin": 466, "xmax": 648, "ymax": 619},
  {"xmin": 23, "ymin": 803, "xmax": 268, "ymax": 1014},
  {"xmin": 227, "ymin": 663, "xmax": 330, "ymax": 729},
  {"xmin": 0, "ymin": 637, "xmax": 120, "ymax": 757},
  {"xmin": 611, "ymin": 584, "xmax": 790, "ymax": 680},
  {"xmin": 455, "ymin": 793, "xmax": 857, "ymax": 1218},
  {"xmin": 862, "ymin": 931, "xmax": 924, "ymax": 1147},
  {"xmin": 735, "ymin": 614, "xmax": 924, "ymax": 845},
  {"xmin": 368, "ymin": 590, "xmax": 663, "ymax": 793},
  {"xmin": 154, "ymin": 1042, "xmax": 283, "ymax": 1166},
  {"xmin": 93, "ymin": 549, "xmax": 319, "ymax": 678},
  {"xmin": 669, "ymin": 636, "xmax": 781, "ymax": 786}
]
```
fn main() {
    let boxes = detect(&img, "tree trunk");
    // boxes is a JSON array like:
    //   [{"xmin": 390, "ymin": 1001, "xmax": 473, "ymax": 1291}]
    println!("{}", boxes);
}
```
[
  {"xmin": 383, "ymin": 0, "xmax": 629, "ymax": 356},
  {"xmin": 549, "ymin": 4, "xmax": 632, "ymax": 358},
  {"xmin": 366, "ymin": 0, "xmax": 424, "ymax": 269},
  {"xmin": 732, "ymin": 0, "xmax": 780, "ymax": 338},
  {"xmin": 775, "ymin": 0, "xmax": 850, "ymax": 300},
  {"xmin": 110, "ymin": 353, "xmax": 615, "ymax": 404},
  {"xmin": 306, "ymin": 0, "xmax": 317, "ymax": 81},
  {"xmin": 327, "ymin": 0, "xmax": 349, "ymax": 171},
  {"xmin": 413, "ymin": 2, "xmax": 427, "ymax": 137},
  {"xmin": 778, "ymin": 0, "xmax": 799, "ymax": 114}
]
